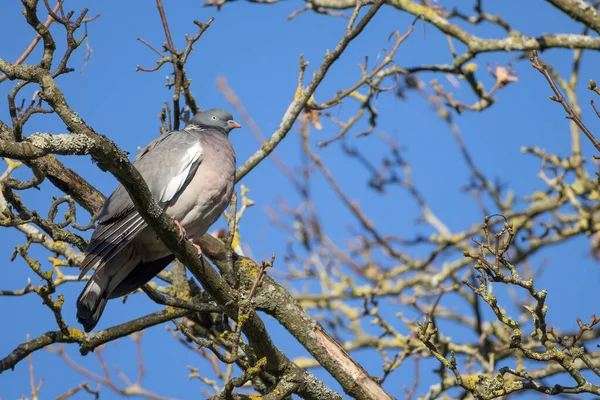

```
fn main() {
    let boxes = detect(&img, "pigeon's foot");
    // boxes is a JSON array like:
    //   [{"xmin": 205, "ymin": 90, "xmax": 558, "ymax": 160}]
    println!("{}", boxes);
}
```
[
  {"xmin": 188, "ymin": 239, "xmax": 203, "ymax": 257},
  {"xmin": 172, "ymin": 218, "xmax": 202, "ymax": 256},
  {"xmin": 173, "ymin": 218, "xmax": 187, "ymax": 241}
]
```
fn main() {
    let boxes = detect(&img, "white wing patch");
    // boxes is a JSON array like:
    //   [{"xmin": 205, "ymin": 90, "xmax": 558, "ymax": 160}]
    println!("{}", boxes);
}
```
[{"xmin": 159, "ymin": 141, "xmax": 203, "ymax": 202}]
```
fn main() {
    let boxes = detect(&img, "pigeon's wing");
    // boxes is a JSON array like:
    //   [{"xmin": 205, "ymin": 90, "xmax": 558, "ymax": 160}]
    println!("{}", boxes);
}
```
[
  {"xmin": 137, "ymin": 130, "xmax": 205, "ymax": 206},
  {"xmin": 79, "ymin": 131, "xmax": 204, "ymax": 278}
]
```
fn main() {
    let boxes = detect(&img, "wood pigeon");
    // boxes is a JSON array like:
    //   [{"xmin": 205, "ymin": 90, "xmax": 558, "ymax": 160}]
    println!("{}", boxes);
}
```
[{"xmin": 76, "ymin": 109, "xmax": 241, "ymax": 332}]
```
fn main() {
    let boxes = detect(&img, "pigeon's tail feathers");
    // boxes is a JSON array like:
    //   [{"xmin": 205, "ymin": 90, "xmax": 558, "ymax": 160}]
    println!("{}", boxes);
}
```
[
  {"xmin": 77, "ymin": 248, "xmax": 140, "ymax": 332},
  {"xmin": 77, "ymin": 276, "xmax": 109, "ymax": 332}
]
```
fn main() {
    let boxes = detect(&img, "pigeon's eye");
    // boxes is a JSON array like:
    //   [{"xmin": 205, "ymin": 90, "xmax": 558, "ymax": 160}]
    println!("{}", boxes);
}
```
[{"xmin": 212, "ymin": 116, "xmax": 217, "ymax": 120}]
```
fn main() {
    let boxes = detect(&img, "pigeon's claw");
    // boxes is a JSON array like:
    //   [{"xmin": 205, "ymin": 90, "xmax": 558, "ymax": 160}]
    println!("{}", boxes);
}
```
[
  {"xmin": 173, "ymin": 218, "xmax": 187, "ymax": 241},
  {"xmin": 173, "ymin": 219, "xmax": 201, "ymax": 256},
  {"xmin": 188, "ymin": 239, "xmax": 203, "ymax": 257}
]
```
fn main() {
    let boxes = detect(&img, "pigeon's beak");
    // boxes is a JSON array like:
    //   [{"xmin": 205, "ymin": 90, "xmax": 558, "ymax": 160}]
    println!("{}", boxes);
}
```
[{"xmin": 227, "ymin": 120, "xmax": 242, "ymax": 130}]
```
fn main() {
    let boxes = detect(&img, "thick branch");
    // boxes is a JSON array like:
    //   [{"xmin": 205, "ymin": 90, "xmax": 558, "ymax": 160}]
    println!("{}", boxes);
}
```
[
  {"xmin": 544, "ymin": 0, "xmax": 600, "ymax": 34},
  {"xmin": 198, "ymin": 234, "xmax": 394, "ymax": 400},
  {"xmin": 0, "ymin": 133, "xmax": 96, "ymax": 160}
]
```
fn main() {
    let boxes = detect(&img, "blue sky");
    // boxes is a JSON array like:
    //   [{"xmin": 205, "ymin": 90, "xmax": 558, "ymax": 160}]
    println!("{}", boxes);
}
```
[{"xmin": 1, "ymin": 1, "xmax": 600, "ymax": 398}]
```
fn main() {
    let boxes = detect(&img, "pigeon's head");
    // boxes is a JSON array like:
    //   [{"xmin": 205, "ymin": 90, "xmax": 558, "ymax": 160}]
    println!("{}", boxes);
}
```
[{"xmin": 188, "ymin": 109, "xmax": 242, "ymax": 135}]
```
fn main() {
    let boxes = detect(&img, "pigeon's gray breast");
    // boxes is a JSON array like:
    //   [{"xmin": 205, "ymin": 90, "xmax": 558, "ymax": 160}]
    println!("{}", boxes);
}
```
[{"xmin": 166, "ymin": 128, "xmax": 236, "ymax": 238}]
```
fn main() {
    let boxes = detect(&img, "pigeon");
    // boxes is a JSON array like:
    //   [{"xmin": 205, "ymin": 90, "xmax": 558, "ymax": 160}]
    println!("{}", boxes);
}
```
[{"xmin": 76, "ymin": 109, "xmax": 241, "ymax": 332}]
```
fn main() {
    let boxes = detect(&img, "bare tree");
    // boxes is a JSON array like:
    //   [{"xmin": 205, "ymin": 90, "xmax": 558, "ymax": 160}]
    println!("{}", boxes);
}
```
[{"xmin": 1, "ymin": 0, "xmax": 600, "ymax": 399}]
